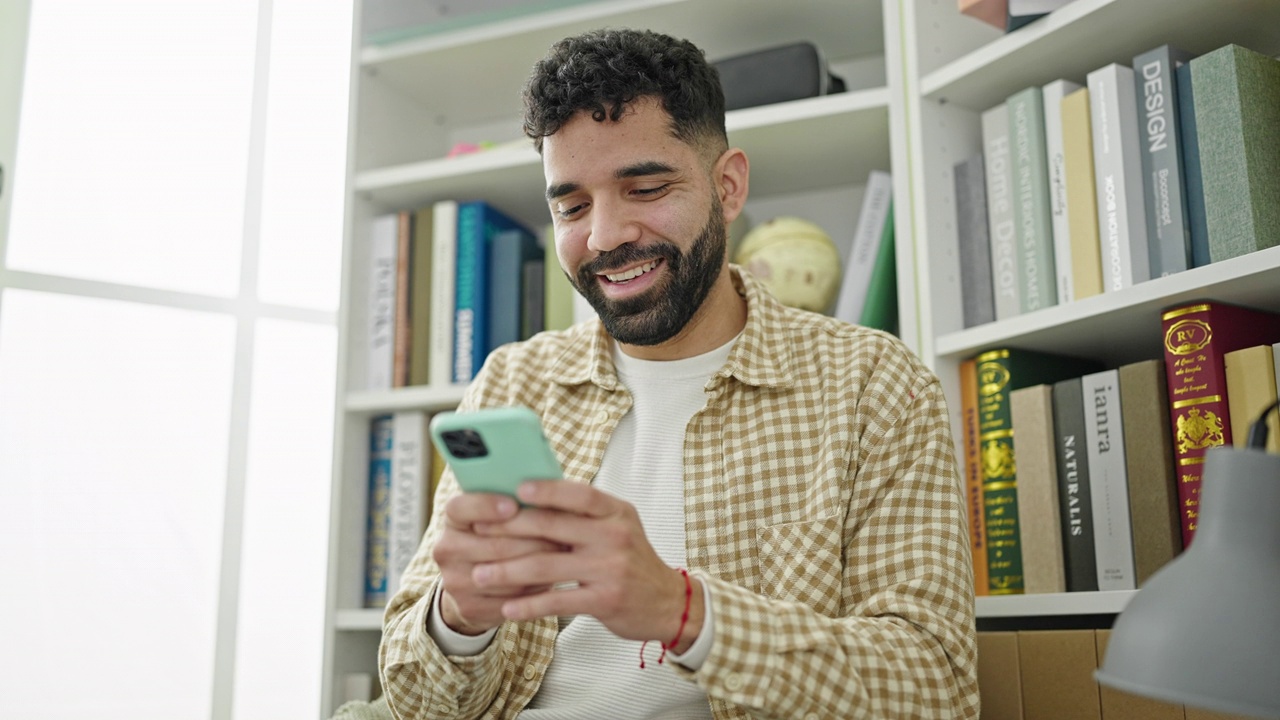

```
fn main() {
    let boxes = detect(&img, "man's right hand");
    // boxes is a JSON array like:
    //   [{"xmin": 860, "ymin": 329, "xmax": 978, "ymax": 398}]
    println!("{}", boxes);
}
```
[{"xmin": 432, "ymin": 491, "xmax": 562, "ymax": 635}]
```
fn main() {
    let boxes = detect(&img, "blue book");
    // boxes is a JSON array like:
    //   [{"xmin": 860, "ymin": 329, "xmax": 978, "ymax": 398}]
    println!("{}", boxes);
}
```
[
  {"xmin": 453, "ymin": 201, "xmax": 533, "ymax": 382},
  {"xmin": 364, "ymin": 415, "xmax": 394, "ymax": 608},
  {"xmin": 1175, "ymin": 63, "xmax": 1210, "ymax": 268},
  {"xmin": 487, "ymin": 227, "xmax": 541, "ymax": 352}
]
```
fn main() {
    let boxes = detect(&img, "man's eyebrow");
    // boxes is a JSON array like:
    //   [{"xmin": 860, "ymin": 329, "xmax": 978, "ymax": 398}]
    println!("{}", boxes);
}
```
[
  {"xmin": 616, "ymin": 161, "xmax": 677, "ymax": 179},
  {"xmin": 546, "ymin": 182, "xmax": 579, "ymax": 201}
]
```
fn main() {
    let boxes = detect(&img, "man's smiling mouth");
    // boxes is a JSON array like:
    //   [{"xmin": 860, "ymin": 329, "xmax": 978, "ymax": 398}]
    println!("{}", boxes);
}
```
[{"xmin": 602, "ymin": 259, "xmax": 661, "ymax": 283}]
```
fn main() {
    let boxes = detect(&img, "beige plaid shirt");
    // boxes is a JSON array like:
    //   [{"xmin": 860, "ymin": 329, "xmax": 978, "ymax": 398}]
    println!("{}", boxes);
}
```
[{"xmin": 380, "ymin": 267, "xmax": 979, "ymax": 720}]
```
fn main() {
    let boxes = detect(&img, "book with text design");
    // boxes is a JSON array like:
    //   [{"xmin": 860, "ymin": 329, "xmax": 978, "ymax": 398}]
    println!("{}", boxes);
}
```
[{"xmin": 1161, "ymin": 301, "xmax": 1280, "ymax": 547}]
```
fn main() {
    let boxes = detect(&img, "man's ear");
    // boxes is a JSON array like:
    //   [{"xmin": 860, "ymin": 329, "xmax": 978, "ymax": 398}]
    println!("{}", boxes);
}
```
[{"xmin": 713, "ymin": 148, "xmax": 750, "ymax": 224}]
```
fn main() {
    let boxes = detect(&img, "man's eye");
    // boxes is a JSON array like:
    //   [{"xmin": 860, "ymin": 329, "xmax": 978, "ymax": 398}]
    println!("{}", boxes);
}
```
[
  {"xmin": 633, "ymin": 184, "xmax": 670, "ymax": 197},
  {"xmin": 557, "ymin": 203, "xmax": 587, "ymax": 218}
]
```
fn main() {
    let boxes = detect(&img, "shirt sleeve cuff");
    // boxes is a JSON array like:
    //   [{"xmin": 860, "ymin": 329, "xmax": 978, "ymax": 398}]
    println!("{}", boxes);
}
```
[
  {"xmin": 666, "ymin": 575, "xmax": 714, "ymax": 671},
  {"xmin": 427, "ymin": 584, "xmax": 498, "ymax": 656}
]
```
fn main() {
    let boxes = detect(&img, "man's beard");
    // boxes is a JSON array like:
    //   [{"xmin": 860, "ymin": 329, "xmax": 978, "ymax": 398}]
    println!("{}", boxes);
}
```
[{"xmin": 571, "ymin": 197, "xmax": 726, "ymax": 346}]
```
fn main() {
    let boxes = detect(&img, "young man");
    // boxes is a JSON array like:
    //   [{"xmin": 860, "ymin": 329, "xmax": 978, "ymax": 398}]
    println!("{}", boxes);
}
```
[{"xmin": 380, "ymin": 29, "xmax": 979, "ymax": 720}]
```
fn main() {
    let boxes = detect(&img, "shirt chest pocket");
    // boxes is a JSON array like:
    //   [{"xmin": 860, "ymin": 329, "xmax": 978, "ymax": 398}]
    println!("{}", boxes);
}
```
[{"xmin": 755, "ymin": 514, "xmax": 844, "ymax": 618}]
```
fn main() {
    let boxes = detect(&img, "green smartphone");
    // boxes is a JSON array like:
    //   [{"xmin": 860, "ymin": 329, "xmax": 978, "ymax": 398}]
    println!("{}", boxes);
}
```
[{"xmin": 428, "ymin": 406, "xmax": 563, "ymax": 498}]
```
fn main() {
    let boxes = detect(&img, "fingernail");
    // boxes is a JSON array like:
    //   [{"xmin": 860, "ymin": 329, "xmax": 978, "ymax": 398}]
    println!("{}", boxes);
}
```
[
  {"xmin": 473, "ymin": 565, "xmax": 491, "ymax": 583},
  {"xmin": 496, "ymin": 497, "xmax": 517, "ymax": 516},
  {"xmin": 516, "ymin": 483, "xmax": 536, "ymax": 502}
]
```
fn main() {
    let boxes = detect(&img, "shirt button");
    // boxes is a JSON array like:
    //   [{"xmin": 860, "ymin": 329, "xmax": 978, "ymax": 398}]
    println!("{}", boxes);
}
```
[
  {"xmin": 805, "ymin": 714, "xmax": 820, "ymax": 720},
  {"xmin": 725, "ymin": 672, "xmax": 743, "ymax": 691},
  {"xmin": 595, "ymin": 409, "xmax": 610, "ymax": 424},
  {"xmin": 435, "ymin": 705, "xmax": 453, "ymax": 715},
  {"xmin": 523, "ymin": 664, "xmax": 536, "ymax": 680}
]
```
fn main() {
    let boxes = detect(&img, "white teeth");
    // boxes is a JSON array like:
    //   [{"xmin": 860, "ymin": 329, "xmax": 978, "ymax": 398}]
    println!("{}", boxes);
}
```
[{"xmin": 605, "ymin": 260, "xmax": 657, "ymax": 282}]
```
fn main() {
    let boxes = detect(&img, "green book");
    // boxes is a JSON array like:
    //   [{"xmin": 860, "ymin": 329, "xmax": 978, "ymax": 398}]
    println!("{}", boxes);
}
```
[
  {"xmin": 1191, "ymin": 44, "xmax": 1280, "ymax": 263},
  {"xmin": 858, "ymin": 200, "xmax": 897, "ymax": 333},
  {"xmin": 1007, "ymin": 86, "xmax": 1057, "ymax": 313},
  {"xmin": 542, "ymin": 223, "xmax": 576, "ymax": 332},
  {"xmin": 408, "ymin": 205, "xmax": 434, "ymax": 387},
  {"xmin": 976, "ymin": 348, "xmax": 1101, "ymax": 594}
]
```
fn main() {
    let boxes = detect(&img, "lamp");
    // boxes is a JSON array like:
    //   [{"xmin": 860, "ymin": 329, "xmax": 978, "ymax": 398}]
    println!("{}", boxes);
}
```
[{"xmin": 1096, "ymin": 399, "xmax": 1280, "ymax": 719}]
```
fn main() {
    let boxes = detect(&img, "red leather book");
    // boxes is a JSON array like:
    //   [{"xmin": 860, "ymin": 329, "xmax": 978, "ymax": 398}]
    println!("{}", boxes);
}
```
[{"xmin": 1161, "ymin": 301, "xmax": 1280, "ymax": 547}]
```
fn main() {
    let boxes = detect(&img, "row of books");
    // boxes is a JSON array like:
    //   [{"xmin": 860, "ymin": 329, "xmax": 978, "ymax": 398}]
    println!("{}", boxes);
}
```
[
  {"xmin": 367, "ymin": 200, "xmax": 577, "ymax": 392},
  {"xmin": 363, "ymin": 411, "xmax": 442, "ymax": 608},
  {"xmin": 955, "ymin": 42, "xmax": 1280, "ymax": 329},
  {"xmin": 965, "ymin": 300, "xmax": 1280, "ymax": 596}
]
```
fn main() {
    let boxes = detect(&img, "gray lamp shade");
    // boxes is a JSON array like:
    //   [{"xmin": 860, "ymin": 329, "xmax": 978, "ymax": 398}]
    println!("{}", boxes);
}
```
[{"xmin": 1096, "ymin": 445, "xmax": 1280, "ymax": 719}]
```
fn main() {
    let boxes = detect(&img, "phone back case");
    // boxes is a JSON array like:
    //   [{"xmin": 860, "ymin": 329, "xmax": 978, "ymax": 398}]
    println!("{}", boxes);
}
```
[{"xmin": 428, "ymin": 406, "xmax": 563, "ymax": 497}]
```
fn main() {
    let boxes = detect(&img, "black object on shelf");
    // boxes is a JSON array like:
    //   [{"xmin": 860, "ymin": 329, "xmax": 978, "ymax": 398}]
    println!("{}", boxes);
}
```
[{"xmin": 713, "ymin": 42, "xmax": 847, "ymax": 112}]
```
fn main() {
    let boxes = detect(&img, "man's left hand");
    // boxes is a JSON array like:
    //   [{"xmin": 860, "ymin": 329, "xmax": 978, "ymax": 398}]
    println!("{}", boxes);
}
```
[{"xmin": 470, "ymin": 480, "xmax": 703, "ymax": 653}]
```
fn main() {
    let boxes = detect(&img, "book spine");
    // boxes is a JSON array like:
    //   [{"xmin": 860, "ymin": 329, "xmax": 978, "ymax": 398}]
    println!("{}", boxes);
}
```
[
  {"xmin": 408, "ymin": 207, "xmax": 435, "ymax": 387},
  {"xmin": 960, "ymin": 358, "xmax": 989, "ymax": 596},
  {"xmin": 977, "ymin": 349, "xmax": 1023, "ymax": 594},
  {"xmin": 1134, "ymin": 45, "xmax": 1193, "ymax": 277},
  {"xmin": 542, "ymin": 223, "xmax": 575, "ymax": 332},
  {"xmin": 1118, "ymin": 359, "xmax": 1182, "ymax": 587},
  {"xmin": 1008, "ymin": 86, "xmax": 1056, "ymax": 313},
  {"xmin": 981, "ymin": 105, "xmax": 1021, "ymax": 320},
  {"xmin": 1010, "ymin": 384, "xmax": 1065, "ymax": 594},
  {"xmin": 364, "ymin": 415, "xmax": 394, "ymax": 608},
  {"xmin": 834, "ymin": 170, "xmax": 893, "ymax": 323},
  {"xmin": 954, "ymin": 154, "xmax": 995, "ymax": 328},
  {"xmin": 1041, "ymin": 79, "xmax": 1082, "ymax": 304},
  {"xmin": 387, "ymin": 411, "xmax": 428, "ymax": 600},
  {"xmin": 1163, "ymin": 304, "xmax": 1233, "ymax": 547},
  {"xmin": 1175, "ymin": 64, "xmax": 1210, "ymax": 268},
  {"xmin": 487, "ymin": 229, "xmax": 526, "ymax": 351},
  {"xmin": 857, "ymin": 201, "xmax": 897, "ymax": 333},
  {"xmin": 392, "ymin": 211, "xmax": 413, "ymax": 388},
  {"xmin": 1193, "ymin": 45, "xmax": 1280, "ymax": 263},
  {"xmin": 1060, "ymin": 88, "xmax": 1104, "ymax": 301},
  {"xmin": 367, "ymin": 214, "xmax": 398, "ymax": 392},
  {"xmin": 429, "ymin": 200, "xmax": 458, "ymax": 386},
  {"xmin": 453, "ymin": 202, "xmax": 483, "ymax": 383},
  {"xmin": 1051, "ymin": 376, "xmax": 1098, "ymax": 592},
  {"xmin": 521, "ymin": 258, "xmax": 546, "ymax": 339},
  {"xmin": 1088, "ymin": 64, "xmax": 1150, "ymax": 291},
  {"xmin": 1081, "ymin": 368, "xmax": 1135, "ymax": 591},
  {"xmin": 1223, "ymin": 344, "xmax": 1280, "ymax": 453}
]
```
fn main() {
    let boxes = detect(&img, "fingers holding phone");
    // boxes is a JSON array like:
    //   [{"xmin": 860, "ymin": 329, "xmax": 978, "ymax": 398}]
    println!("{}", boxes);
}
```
[
  {"xmin": 431, "ymin": 492, "xmax": 561, "ymax": 634},
  {"xmin": 427, "ymin": 406, "xmax": 566, "ymax": 634}
]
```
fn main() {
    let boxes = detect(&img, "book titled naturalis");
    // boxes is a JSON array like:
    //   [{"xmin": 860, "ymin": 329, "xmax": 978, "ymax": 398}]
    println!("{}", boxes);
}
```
[
  {"xmin": 974, "ymin": 348, "xmax": 1100, "ymax": 594},
  {"xmin": 1161, "ymin": 301, "xmax": 1280, "ymax": 547}
]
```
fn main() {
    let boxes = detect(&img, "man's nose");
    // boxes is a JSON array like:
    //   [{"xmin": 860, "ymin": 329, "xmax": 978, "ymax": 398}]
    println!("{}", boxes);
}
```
[{"xmin": 586, "ymin": 199, "xmax": 642, "ymax": 254}]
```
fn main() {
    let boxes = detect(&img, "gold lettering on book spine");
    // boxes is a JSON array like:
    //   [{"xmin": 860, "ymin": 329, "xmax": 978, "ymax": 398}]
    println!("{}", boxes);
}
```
[{"xmin": 1165, "ymin": 318, "xmax": 1212, "ymax": 355}]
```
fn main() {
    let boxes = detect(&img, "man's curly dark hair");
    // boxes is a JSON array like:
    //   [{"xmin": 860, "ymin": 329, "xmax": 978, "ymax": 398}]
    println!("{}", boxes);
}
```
[{"xmin": 521, "ymin": 28, "xmax": 727, "ymax": 158}]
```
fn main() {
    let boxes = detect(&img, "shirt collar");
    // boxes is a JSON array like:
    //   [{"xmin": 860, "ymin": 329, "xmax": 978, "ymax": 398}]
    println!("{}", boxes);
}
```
[{"xmin": 546, "ymin": 265, "xmax": 795, "ymax": 390}]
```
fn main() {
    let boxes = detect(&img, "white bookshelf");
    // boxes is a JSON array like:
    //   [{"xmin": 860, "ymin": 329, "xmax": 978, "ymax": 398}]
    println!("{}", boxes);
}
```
[
  {"xmin": 895, "ymin": 0, "xmax": 1280, "ymax": 632},
  {"xmin": 323, "ymin": 1, "xmax": 893, "ymax": 715}
]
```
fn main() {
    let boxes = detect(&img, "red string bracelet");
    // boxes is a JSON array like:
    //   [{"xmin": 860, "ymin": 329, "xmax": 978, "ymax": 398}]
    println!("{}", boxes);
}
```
[{"xmin": 640, "ymin": 567, "xmax": 693, "ymax": 669}]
